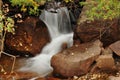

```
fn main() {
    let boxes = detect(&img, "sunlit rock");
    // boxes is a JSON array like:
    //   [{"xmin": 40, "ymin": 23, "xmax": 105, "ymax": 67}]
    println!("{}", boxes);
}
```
[{"xmin": 51, "ymin": 40, "xmax": 102, "ymax": 77}]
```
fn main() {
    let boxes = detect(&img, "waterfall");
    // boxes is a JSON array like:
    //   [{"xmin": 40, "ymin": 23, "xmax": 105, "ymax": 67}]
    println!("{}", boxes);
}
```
[
  {"xmin": 19, "ymin": 3, "xmax": 73, "ymax": 77},
  {"xmin": 40, "ymin": 7, "xmax": 72, "ymax": 39}
]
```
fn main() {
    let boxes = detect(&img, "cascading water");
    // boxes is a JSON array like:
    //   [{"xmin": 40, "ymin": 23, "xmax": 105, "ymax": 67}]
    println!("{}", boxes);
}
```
[
  {"xmin": 40, "ymin": 4, "xmax": 72, "ymax": 39},
  {"xmin": 19, "ymin": 1, "xmax": 73, "ymax": 77}
]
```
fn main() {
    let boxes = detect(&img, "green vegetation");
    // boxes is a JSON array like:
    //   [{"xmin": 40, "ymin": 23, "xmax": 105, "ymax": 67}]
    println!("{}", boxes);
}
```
[
  {"xmin": 64, "ymin": 0, "xmax": 74, "ymax": 3},
  {"xmin": 10, "ymin": 0, "xmax": 78, "ymax": 15},
  {"xmin": 80, "ymin": 0, "xmax": 120, "ymax": 21},
  {"xmin": 10, "ymin": 0, "xmax": 46, "ymax": 16},
  {"xmin": 0, "ymin": 10, "xmax": 16, "ymax": 74},
  {"xmin": 0, "ymin": 10, "xmax": 15, "ymax": 53}
]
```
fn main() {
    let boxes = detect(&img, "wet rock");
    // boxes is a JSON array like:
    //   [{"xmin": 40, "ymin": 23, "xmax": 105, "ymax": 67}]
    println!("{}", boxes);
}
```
[
  {"xmin": 51, "ymin": 40, "xmax": 102, "ymax": 77},
  {"xmin": 75, "ymin": 0, "xmax": 120, "ymax": 47},
  {"xmin": 109, "ymin": 41, "xmax": 120, "ymax": 56},
  {"xmin": 5, "ymin": 16, "xmax": 50, "ymax": 56},
  {"xmin": 61, "ymin": 42, "xmax": 68, "ymax": 50},
  {"xmin": 91, "ymin": 54, "xmax": 116, "ymax": 73}
]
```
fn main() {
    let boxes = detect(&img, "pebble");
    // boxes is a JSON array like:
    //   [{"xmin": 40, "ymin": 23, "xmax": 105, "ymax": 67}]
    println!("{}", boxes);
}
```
[{"xmin": 72, "ymin": 73, "xmax": 109, "ymax": 80}]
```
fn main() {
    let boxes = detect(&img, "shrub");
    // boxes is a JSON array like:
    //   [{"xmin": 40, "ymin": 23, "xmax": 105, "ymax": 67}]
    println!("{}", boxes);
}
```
[
  {"xmin": 0, "ymin": 10, "xmax": 15, "ymax": 52},
  {"xmin": 80, "ymin": 0, "xmax": 120, "ymax": 21},
  {"xmin": 10, "ymin": 0, "xmax": 46, "ymax": 16}
]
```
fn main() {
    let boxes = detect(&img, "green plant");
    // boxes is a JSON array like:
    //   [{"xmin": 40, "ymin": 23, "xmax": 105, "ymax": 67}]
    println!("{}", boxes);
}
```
[
  {"xmin": 80, "ymin": 0, "xmax": 120, "ymax": 21},
  {"xmin": 64, "ymin": 0, "xmax": 74, "ymax": 3},
  {"xmin": 0, "ymin": 10, "xmax": 15, "ymax": 52},
  {"xmin": 0, "ymin": 10, "xmax": 16, "ymax": 74},
  {"xmin": 10, "ymin": 0, "xmax": 46, "ymax": 16}
]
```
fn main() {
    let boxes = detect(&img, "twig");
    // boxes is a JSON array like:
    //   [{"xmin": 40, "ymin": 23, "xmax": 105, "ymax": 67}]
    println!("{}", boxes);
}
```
[{"xmin": 98, "ymin": 20, "xmax": 115, "ymax": 39}]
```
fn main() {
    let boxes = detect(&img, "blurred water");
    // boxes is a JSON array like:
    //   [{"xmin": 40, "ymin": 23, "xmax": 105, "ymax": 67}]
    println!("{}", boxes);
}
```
[
  {"xmin": 19, "ymin": 6, "xmax": 73, "ymax": 77},
  {"xmin": 40, "ymin": 7, "xmax": 72, "ymax": 39}
]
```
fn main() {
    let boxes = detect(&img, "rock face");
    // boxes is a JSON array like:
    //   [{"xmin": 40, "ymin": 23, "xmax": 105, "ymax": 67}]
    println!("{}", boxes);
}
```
[
  {"xmin": 51, "ymin": 40, "xmax": 102, "ymax": 77},
  {"xmin": 5, "ymin": 17, "xmax": 50, "ymax": 56},
  {"xmin": 95, "ymin": 54, "xmax": 116, "ymax": 71},
  {"xmin": 75, "ymin": 19, "xmax": 120, "ymax": 47},
  {"xmin": 75, "ymin": 0, "xmax": 120, "ymax": 47},
  {"xmin": 109, "ymin": 41, "xmax": 120, "ymax": 56},
  {"xmin": 92, "ymin": 54, "xmax": 116, "ymax": 72}
]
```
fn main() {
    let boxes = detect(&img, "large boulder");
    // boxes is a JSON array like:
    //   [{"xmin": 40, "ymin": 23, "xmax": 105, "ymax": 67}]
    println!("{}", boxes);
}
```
[
  {"xmin": 75, "ymin": 19, "xmax": 120, "ymax": 47},
  {"xmin": 51, "ymin": 40, "xmax": 102, "ymax": 77},
  {"xmin": 74, "ymin": 0, "xmax": 120, "ymax": 47},
  {"xmin": 5, "ymin": 17, "xmax": 50, "ymax": 56}
]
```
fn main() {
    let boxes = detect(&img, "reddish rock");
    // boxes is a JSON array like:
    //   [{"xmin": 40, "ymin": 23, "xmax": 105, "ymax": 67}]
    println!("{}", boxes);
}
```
[
  {"xmin": 91, "ymin": 54, "xmax": 116, "ymax": 73},
  {"xmin": 5, "ymin": 16, "xmax": 50, "ymax": 56},
  {"xmin": 36, "ymin": 77, "xmax": 47, "ymax": 80},
  {"xmin": 61, "ymin": 42, "xmax": 68, "ymax": 50},
  {"xmin": 75, "ymin": 0, "xmax": 120, "ymax": 47},
  {"xmin": 96, "ymin": 54, "xmax": 116, "ymax": 70},
  {"xmin": 75, "ymin": 19, "xmax": 120, "ymax": 47},
  {"xmin": 51, "ymin": 40, "xmax": 102, "ymax": 77},
  {"xmin": 109, "ymin": 41, "xmax": 120, "ymax": 56}
]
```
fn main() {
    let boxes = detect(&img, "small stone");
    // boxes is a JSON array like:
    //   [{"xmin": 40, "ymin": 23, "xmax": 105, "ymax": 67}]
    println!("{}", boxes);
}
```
[
  {"xmin": 109, "ymin": 41, "xmax": 120, "ymax": 56},
  {"xmin": 73, "ymin": 76, "xmax": 78, "ymax": 79},
  {"xmin": 95, "ymin": 54, "xmax": 116, "ymax": 71}
]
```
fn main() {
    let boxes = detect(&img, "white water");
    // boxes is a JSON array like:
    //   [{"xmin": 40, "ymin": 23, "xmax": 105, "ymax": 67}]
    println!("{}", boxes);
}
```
[
  {"xmin": 19, "ymin": 7, "xmax": 73, "ymax": 77},
  {"xmin": 40, "ymin": 7, "xmax": 72, "ymax": 39}
]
